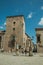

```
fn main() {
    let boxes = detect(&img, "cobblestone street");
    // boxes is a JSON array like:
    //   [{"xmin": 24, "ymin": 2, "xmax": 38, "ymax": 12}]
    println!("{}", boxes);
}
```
[{"xmin": 0, "ymin": 53, "xmax": 43, "ymax": 65}]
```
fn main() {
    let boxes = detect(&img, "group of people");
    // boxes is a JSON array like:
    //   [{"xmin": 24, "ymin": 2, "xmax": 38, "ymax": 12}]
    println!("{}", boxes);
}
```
[{"xmin": 15, "ymin": 46, "xmax": 32, "ymax": 56}]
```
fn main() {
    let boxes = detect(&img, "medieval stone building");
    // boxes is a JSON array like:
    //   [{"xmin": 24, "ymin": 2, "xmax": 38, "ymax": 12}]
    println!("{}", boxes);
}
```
[
  {"xmin": 0, "ymin": 15, "xmax": 25, "ymax": 52},
  {"xmin": 0, "ymin": 15, "xmax": 32, "ymax": 53},
  {"xmin": 35, "ymin": 28, "xmax": 43, "ymax": 53}
]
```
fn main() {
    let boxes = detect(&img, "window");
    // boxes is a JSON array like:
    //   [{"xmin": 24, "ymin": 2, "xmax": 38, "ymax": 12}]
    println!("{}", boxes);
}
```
[
  {"xmin": 13, "ymin": 28, "xmax": 15, "ymax": 30},
  {"xmin": 0, "ymin": 36, "xmax": 2, "ymax": 48},
  {"xmin": 37, "ymin": 35, "xmax": 41, "ymax": 43},
  {"xmin": 13, "ymin": 36, "xmax": 15, "ymax": 40},
  {"xmin": 13, "ymin": 22, "xmax": 16, "ymax": 24},
  {"xmin": 10, "ymin": 35, "xmax": 15, "ymax": 48}
]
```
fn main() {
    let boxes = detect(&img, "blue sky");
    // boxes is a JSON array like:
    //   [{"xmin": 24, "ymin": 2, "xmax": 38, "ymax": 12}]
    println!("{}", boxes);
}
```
[{"xmin": 0, "ymin": 0, "xmax": 43, "ymax": 43}]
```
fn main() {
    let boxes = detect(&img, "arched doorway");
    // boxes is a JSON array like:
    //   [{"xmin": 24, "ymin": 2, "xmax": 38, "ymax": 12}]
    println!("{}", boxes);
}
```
[{"xmin": 8, "ymin": 35, "xmax": 15, "ymax": 52}]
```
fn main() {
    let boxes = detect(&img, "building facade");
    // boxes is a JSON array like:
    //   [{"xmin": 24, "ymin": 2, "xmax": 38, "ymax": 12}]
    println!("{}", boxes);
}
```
[
  {"xmin": 35, "ymin": 28, "xmax": 43, "ymax": 53},
  {"xmin": 0, "ymin": 31, "xmax": 5, "ymax": 49},
  {"xmin": 0, "ymin": 15, "xmax": 25, "ymax": 52},
  {"xmin": 0, "ymin": 15, "xmax": 33, "ymax": 53},
  {"xmin": 25, "ymin": 33, "xmax": 33, "ymax": 53}
]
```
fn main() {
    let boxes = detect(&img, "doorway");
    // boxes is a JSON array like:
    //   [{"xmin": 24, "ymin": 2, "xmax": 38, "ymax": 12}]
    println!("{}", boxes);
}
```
[{"xmin": 0, "ymin": 36, "xmax": 2, "ymax": 48}]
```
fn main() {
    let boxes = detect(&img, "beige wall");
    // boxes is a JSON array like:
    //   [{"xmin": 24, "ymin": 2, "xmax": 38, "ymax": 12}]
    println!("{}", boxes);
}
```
[
  {"xmin": 25, "ymin": 34, "xmax": 33, "ymax": 51},
  {"xmin": 36, "ymin": 29, "xmax": 43, "ymax": 53},
  {"xmin": 0, "ymin": 31, "xmax": 5, "ymax": 49},
  {"xmin": 0, "ymin": 15, "xmax": 33, "ymax": 52}
]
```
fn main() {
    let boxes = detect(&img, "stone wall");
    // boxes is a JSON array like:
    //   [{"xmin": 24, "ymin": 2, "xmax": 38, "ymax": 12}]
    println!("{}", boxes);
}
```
[
  {"xmin": 2, "ymin": 15, "xmax": 25, "ymax": 52},
  {"xmin": 35, "ymin": 28, "xmax": 43, "ymax": 53}
]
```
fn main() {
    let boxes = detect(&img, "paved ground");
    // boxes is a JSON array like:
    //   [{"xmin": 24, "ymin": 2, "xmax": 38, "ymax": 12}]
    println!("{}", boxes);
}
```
[{"xmin": 0, "ymin": 53, "xmax": 43, "ymax": 65}]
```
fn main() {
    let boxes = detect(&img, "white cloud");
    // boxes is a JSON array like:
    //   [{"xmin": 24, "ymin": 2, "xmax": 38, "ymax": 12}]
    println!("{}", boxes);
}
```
[
  {"xmin": 4, "ymin": 22, "xmax": 6, "ymax": 25},
  {"xmin": 0, "ymin": 26, "xmax": 3, "ymax": 29},
  {"xmin": 27, "ymin": 12, "xmax": 33, "ymax": 19},
  {"xmin": 38, "ymin": 17, "xmax": 43, "ymax": 25},
  {"xmin": 41, "ymin": 6, "xmax": 43, "ymax": 10}
]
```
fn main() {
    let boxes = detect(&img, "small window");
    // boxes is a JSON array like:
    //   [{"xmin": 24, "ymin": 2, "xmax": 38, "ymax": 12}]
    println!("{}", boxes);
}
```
[
  {"xmin": 37, "ymin": 35, "xmax": 41, "ymax": 43},
  {"xmin": 13, "ymin": 22, "xmax": 16, "ymax": 24},
  {"xmin": 13, "ymin": 28, "xmax": 15, "ymax": 30},
  {"xmin": 12, "ymin": 36, "xmax": 15, "ymax": 40}
]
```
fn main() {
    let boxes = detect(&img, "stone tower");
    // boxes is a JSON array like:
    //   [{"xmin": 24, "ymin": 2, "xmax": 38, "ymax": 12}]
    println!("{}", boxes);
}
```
[{"xmin": 2, "ymin": 15, "xmax": 25, "ymax": 52}]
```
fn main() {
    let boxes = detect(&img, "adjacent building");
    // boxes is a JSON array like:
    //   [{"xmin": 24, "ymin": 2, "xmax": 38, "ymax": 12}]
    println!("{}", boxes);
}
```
[
  {"xmin": 25, "ymin": 33, "xmax": 33, "ymax": 53},
  {"xmin": 0, "ymin": 31, "xmax": 5, "ymax": 49},
  {"xmin": 35, "ymin": 28, "xmax": 43, "ymax": 53}
]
